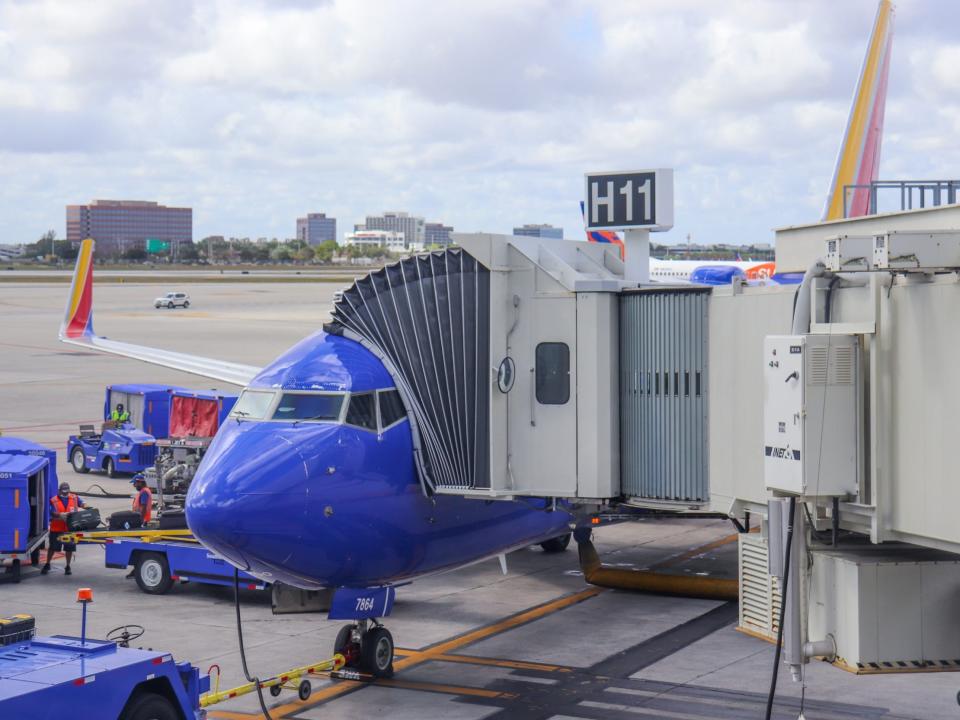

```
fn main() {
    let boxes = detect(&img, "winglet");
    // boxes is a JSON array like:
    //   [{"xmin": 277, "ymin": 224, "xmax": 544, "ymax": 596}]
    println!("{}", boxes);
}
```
[
  {"xmin": 60, "ymin": 238, "xmax": 96, "ymax": 340},
  {"xmin": 822, "ymin": 0, "xmax": 895, "ymax": 220}
]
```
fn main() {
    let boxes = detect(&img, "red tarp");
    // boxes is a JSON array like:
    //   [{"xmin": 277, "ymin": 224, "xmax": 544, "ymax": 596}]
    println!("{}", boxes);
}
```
[{"xmin": 169, "ymin": 396, "xmax": 219, "ymax": 437}]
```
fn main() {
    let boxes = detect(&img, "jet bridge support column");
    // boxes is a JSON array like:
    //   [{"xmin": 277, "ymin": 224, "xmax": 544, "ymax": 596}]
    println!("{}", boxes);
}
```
[{"xmin": 623, "ymin": 228, "xmax": 650, "ymax": 283}]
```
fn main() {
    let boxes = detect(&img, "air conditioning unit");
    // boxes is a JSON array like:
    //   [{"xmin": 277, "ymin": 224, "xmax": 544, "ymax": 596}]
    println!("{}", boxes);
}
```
[
  {"xmin": 738, "ymin": 533, "xmax": 780, "ymax": 641},
  {"xmin": 763, "ymin": 334, "xmax": 860, "ymax": 497},
  {"xmin": 873, "ymin": 230, "xmax": 960, "ymax": 270}
]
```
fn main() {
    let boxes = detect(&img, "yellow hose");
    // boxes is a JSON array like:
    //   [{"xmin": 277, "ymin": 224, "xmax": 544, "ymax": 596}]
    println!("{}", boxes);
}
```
[{"xmin": 577, "ymin": 536, "xmax": 738, "ymax": 601}]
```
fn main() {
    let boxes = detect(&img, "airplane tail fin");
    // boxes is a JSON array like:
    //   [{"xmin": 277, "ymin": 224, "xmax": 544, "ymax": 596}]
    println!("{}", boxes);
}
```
[
  {"xmin": 580, "ymin": 201, "xmax": 625, "ymax": 258},
  {"xmin": 822, "ymin": 0, "xmax": 895, "ymax": 221},
  {"xmin": 60, "ymin": 238, "xmax": 96, "ymax": 340}
]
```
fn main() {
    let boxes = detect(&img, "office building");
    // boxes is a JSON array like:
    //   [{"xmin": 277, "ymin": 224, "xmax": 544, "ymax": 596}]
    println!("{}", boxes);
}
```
[
  {"xmin": 66, "ymin": 200, "xmax": 192, "ymax": 253},
  {"xmin": 360, "ymin": 211, "xmax": 425, "ymax": 249},
  {"xmin": 296, "ymin": 212, "xmax": 337, "ymax": 246},
  {"xmin": 344, "ymin": 230, "xmax": 406, "ymax": 251},
  {"xmin": 513, "ymin": 223, "xmax": 563, "ymax": 239},
  {"xmin": 424, "ymin": 222, "xmax": 454, "ymax": 247}
]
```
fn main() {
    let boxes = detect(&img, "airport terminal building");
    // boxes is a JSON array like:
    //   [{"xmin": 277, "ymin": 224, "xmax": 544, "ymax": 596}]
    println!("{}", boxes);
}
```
[{"xmin": 66, "ymin": 200, "xmax": 192, "ymax": 254}]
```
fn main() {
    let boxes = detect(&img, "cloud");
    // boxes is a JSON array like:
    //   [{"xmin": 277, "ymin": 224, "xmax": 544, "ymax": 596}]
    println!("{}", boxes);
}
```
[{"xmin": 0, "ymin": 0, "xmax": 957, "ymax": 248}]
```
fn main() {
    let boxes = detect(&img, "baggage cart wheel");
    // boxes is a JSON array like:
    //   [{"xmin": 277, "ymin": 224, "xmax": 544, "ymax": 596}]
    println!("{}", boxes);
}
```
[
  {"xmin": 120, "ymin": 692, "xmax": 179, "ymax": 720},
  {"xmin": 6, "ymin": 559, "xmax": 21, "ymax": 583},
  {"xmin": 134, "ymin": 552, "xmax": 173, "ymax": 594},
  {"xmin": 298, "ymin": 679, "xmax": 311, "ymax": 701},
  {"xmin": 539, "ymin": 533, "xmax": 571, "ymax": 553},
  {"xmin": 360, "ymin": 627, "xmax": 394, "ymax": 678},
  {"xmin": 269, "ymin": 684, "xmax": 283, "ymax": 697},
  {"xmin": 71, "ymin": 447, "xmax": 89, "ymax": 474},
  {"xmin": 105, "ymin": 457, "xmax": 117, "ymax": 478}
]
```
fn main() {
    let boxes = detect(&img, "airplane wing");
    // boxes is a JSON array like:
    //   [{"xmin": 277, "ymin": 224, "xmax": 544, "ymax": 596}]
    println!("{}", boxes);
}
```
[{"xmin": 59, "ymin": 239, "xmax": 262, "ymax": 386}]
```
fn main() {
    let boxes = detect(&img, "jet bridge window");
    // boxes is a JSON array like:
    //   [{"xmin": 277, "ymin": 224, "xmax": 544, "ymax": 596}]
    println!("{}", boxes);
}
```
[
  {"xmin": 346, "ymin": 392, "xmax": 377, "ymax": 430},
  {"xmin": 230, "ymin": 390, "xmax": 276, "ymax": 420},
  {"xmin": 535, "ymin": 342, "xmax": 570, "ymax": 405},
  {"xmin": 272, "ymin": 393, "xmax": 344, "ymax": 422}
]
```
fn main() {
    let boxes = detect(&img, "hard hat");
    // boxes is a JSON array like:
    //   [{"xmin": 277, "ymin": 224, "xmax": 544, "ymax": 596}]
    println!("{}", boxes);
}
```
[
  {"xmin": 130, "ymin": 474, "xmax": 145, "ymax": 484},
  {"xmin": 59, "ymin": 482, "xmax": 70, "ymax": 492}
]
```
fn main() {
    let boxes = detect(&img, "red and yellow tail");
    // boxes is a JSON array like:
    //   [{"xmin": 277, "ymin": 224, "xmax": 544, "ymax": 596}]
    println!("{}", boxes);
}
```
[
  {"xmin": 823, "ymin": 0, "xmax": 895, "ymax": 220},
  {"xmin": 60, "ymin": 238, "xmax": 95, "ymax": 339}
]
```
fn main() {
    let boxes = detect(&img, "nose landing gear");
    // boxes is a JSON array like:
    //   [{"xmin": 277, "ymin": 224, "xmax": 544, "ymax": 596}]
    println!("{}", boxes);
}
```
[{"xmin": 333, "ymin": 619, "xmax": 395, "ymax": 678}]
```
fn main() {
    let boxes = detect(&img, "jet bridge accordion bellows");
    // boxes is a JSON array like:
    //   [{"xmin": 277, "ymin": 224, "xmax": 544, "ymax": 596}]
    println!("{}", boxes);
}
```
[{"xmin": 325, "ymin": 249, "xmax": 490, "ymax": 494}]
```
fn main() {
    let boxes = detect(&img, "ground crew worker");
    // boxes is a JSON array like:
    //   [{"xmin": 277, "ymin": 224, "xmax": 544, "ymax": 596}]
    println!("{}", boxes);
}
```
[
  {"xmin": 111, "ymin": 403, "xmax": 130, "ymax": 423},
  {"xmin": 125, "ymin": 475, "xmax": 154, "ymax": 579},
  {"xmin": 43, "ymin": 482, "xmax": 84, "ymax": 575},
  {"xmin": 131, "ymin": 474, "xmax": 152, "ymax": 524}
]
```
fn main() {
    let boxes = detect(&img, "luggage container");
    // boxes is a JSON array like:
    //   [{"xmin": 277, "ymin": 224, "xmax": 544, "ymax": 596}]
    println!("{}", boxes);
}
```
[
  {"xmin": 103, "ymin": 384, "xmax": 238, "ymax": 439},
  {"xmin": 0, "ymin": 441, "xmax": 55, "ymax": 582},
  {"xmin": 168, "ymin": 388, "xmax": 237, "ymax": 438},
  {"xmin": 103, "ymin": 383, "xmax": 185, "ymax": 438}
]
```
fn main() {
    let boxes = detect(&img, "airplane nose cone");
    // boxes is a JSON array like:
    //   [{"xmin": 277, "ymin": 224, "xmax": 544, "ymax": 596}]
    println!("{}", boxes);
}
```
[{"xmin": 186, "ymin": 422, "xmax": 310, "ymax": 578}]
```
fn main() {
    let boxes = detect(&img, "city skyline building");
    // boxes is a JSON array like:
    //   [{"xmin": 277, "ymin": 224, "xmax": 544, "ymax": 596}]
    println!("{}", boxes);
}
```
[
  {"xmin": 66, "ymin": 200, "xmax": 192, "ymax": 253},
  {"xmin": 344, "ymin": 229, "xmax": 407, "ymax": 251},
  {"xmin": 295, "ymin": 212, "xmax": 337, "ymax": 246},
  {"xmin": 513, "ymin": 223, "xmax": 563, "ymax": 239},
  {"xmin": 359, "ymin": 211, "xmax": 425, "ymax": 249},
  {"xmin": 424, "ymin": 222, "xmax": 454, "ymax": 247}
]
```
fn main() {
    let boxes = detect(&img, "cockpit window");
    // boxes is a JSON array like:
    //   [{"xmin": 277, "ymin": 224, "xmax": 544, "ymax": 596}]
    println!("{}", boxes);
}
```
[
  {"xmin": 345, "ymin": 392, "xmax": 377, "ymax": 430},
  {"xmin": 378, "ymin": 389, "xmax": 406, "ymax": 428},
  {"xmin": 272, "ymin": 393, "xmax": 344, "ymax": 422},
  {"xmin": 231, "ymin": 390, "xmax": 276, "ymax": 419}
]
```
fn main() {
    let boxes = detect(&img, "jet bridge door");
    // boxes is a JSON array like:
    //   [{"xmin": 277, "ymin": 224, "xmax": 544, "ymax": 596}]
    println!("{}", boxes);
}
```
[
  {"xmin": 507, "ymin": 284, "xmax": 578, "ymax": 497},
  {"xmin": 620, "ymin": 287, "xmax": 709, "ymax": 505}
]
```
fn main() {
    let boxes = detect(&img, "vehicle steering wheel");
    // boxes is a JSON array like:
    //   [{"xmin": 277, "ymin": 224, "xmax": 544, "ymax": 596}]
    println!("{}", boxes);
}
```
[{"xmin": 106, "ymin": 624, "xmax": 145, "ymax": 648}]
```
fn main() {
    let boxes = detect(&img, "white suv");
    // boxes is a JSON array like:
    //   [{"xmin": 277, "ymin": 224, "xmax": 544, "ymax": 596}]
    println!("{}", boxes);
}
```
[{"xmin": 154, "ymin": 291, "xmax": 190, "ymax": 309}]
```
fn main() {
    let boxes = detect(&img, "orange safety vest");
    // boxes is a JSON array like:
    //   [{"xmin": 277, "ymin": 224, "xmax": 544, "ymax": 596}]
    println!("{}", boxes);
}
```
[
  {"xmin": 132, "ymin": 487, "xmax": 153, "ymax": 524},
  {"xmin": 50, "ymin": 494, "xmax": 78, "ymax": 533}
]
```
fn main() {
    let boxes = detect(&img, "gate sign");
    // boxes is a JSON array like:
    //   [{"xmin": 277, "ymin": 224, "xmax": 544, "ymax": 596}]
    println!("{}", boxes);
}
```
[{"xmin": 584, "ymin": 168, "xmax": 674, "ymax": 232}]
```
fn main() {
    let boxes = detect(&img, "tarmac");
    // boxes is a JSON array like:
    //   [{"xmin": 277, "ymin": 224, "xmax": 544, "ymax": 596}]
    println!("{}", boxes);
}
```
[{"xmin": 2, "ymin": 278, "xmax": 958, "ymax": 719}]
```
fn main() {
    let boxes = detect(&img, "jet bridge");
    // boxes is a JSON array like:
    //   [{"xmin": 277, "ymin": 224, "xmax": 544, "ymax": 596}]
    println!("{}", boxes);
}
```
[
  {"xmin": 327, "ymin": 233, "xmax": 632, "ymax": 501},
  {"xmin": 326, "ymin": 232, "xmax": 712, "ymax": 506}
]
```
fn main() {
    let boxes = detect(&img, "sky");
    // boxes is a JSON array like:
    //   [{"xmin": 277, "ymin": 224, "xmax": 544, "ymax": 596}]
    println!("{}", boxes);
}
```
[{"xmin": 1, "ymin": 0, "xmax": 958, "ymax": 247}]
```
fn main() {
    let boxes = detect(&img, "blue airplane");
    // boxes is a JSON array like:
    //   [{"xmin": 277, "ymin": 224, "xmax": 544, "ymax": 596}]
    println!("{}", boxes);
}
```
[{"xmin": 60, "ymin": 240, "xmax": 573, "ymax": 677}]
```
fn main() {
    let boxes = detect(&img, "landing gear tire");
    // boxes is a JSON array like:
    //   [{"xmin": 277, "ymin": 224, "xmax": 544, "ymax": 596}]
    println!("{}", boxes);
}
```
[
  {"xmin": 72, "ymin": 447, "xmax": 89, "ymax": 474},
  {"xmin": 360, "ymin": 627, "xmax": 395, "ymax": 678},
  {"xmin": 298, "ymin": 679, "xmax": 311, "ymax": 701},
  {"xmin": 540, "ymin": 533, "xmax": 572, "ymax": 553},
  {"xmin": 105, "ymin": 458, "xmax": 116, "ymax": 478},
  {"xmin": 334, "ymin": 624, "xmax": 360, "ymax": 668},
  {"xmin": 134, "ymin": 552, "xmax": 173, "ymax": 594}
]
